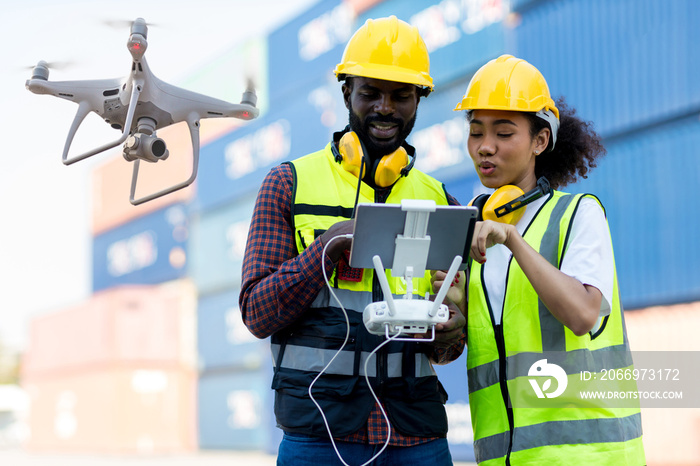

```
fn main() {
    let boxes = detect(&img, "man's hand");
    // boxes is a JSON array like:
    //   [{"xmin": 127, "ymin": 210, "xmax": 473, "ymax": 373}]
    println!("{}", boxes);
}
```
[
  {"xmin": 319, "ymin": 219, "xmax": 355, "ymax": 263},
  {"xmin": 416, "ymin": 301, "xmax": 465, "ymax": 348}
]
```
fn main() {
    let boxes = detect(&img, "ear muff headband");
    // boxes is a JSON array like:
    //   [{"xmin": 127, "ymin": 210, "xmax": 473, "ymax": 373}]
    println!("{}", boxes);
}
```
[
  {"xmin": 335, "ymin": 131, "xmax": 410, "ymax": 187},
  {"xmin": 473, "ymin": 177, "xmax": 551, "ymax": 225}
]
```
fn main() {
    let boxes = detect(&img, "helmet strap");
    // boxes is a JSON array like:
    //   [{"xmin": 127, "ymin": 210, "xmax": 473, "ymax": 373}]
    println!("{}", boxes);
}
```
[{"xmin": 536, "ymin": 108, "xmax": 559, "ymax": 150}]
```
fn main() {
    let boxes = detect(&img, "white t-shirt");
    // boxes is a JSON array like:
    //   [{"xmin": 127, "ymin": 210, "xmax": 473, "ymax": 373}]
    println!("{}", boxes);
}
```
[{"xmin": 480, "ymin": 193, "xmax": 614, "ymax": 332}]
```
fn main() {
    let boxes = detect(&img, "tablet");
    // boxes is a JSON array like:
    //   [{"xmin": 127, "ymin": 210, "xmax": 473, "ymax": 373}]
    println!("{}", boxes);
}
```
[{"xmin": 348, "ymin": 202, "xmax": 478, "ymax": 271}]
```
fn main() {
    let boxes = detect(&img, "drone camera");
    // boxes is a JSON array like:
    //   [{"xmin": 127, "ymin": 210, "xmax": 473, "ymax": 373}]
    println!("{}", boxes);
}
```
[{"xmin": 123, "ymin": 133, "xmax": 169, "ymax": 163}]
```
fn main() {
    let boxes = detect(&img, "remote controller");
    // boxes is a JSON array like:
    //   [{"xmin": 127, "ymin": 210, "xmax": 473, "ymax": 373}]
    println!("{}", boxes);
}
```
[{"xmin": 363, "ymin": 299, "xmax": 449, "ymax": 335}]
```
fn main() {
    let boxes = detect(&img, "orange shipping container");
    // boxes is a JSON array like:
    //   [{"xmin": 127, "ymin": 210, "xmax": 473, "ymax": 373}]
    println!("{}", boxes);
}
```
[
  {"xmin": 22, "ymin": 280, "xmax": 196, "ymax": 379},
  {"xmin": 625, "ymin": 302, "xmax": 700, "ymax": 465},
  {"xmin": 22, "ymin": 366, "xmax": 196, "ymax": 454},
  {"xmin": 91, "ymin": 119, "xmax": 243, "ymax": 235}
]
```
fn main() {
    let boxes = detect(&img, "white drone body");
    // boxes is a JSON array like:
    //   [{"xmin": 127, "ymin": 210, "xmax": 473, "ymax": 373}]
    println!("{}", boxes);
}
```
[{"xmin": 25, "ymin": 18, "xmax": 260, "ymax": 205}]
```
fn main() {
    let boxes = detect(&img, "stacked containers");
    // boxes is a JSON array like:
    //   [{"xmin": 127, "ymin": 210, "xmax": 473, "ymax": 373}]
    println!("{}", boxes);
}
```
[
  {"xmin": 189, "ymin": 195, "xmax": 276, "ymax": 450},
  {"xmin": 191, "ymin": 0, "xmax": 356, "ymax": 452},
  {"xmin": 21, "ymin": 282, "xmax": 197, "ymax": 453},
  {"xmin": 19, "ymin": 72, "xmax": 237, "ymax": 450},
  {"xmin": 511, "ymin": 0, "xmax": 700, "ymax": 309}
]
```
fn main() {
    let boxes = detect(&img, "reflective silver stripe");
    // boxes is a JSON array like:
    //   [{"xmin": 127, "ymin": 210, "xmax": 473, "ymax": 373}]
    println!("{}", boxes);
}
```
[
  {"xmin": 512, "ymin": 412, "xmax": 643, "ymax": 452},
  {"xmin": 387, "ymin": 353, "xmax": 437, "ymax": 378},
  {"xmin": 537, "ymin": 194, "xmax": 576, "ymax": 352},
  {"xmin": 468, "ymin": 345, "xmax": 633, "ymax": 393},
  {"xmin": 271, "ymin": 344, "xmax": 435, "ymax": 378},
  {"xmin": 475, "ymin": 412, "xmax": 643, "ymax": 463},
  {"xmin": 311, "ymin": 288, "xmax": 373, "ymax": 312},
  {"xmin": 467, "ymin": 359, "xmax": 499, "ymax": 394},
  {"xmin": 473, "ymin": 431, "xmax": 509, "ymax": 463}
]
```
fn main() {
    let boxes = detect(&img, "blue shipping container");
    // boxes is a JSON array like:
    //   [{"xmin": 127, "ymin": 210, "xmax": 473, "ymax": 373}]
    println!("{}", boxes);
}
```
[
  {"xmin": 189, "ymin": 195, "xmax": 256, "ymax": 294},
  {"xmin": 194, "ymin": 74, "xmax": 343, "ymax": 212},
  {"xmin": 92, "ymin": 203, "xmax": 188, "ymax": 291},
  {"xmin": 361, "ymin": 0, "xmax": 509, "ymax": 87},
  {"xmin": 513, "ymin": 0, "xmax": 700, "ymax": 138},
  {"xmin": 571, "ymin": 114, "xmax": 700, "ymax": 309},
  {"xmin": 407, "ymin": 79, "xmax": 477, "ymax": 188},
  {"xmin": 198, "ymin": 365, "xmax": 279, "ymax": 451},
  {"xmin": 267, "ymin": 0, "xmax": 354, "ymax": 103},
  {"xmin": 197, "ymin": 287, "xmax": 270, "ymax": 372}
]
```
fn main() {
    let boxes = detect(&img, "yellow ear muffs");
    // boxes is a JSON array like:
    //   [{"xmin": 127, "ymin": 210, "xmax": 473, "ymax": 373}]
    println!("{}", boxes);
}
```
[
  {"xmin": 482, "ymin": 185, "xmax": 526, "ymax": 225},
  {"xmin": 471, "ymin": 177, "xmax": 551, "ymax": 225},
  {"xmin": 338, "ymin": 131, "xmax": 366, "ymax": 179},
  {"xmin": 374, "ymin": 147, "xmax": 409, "ymax": 187},
  {"xmin": 337, "ymin": 131, "xmax": 409, "ymax": 188}
]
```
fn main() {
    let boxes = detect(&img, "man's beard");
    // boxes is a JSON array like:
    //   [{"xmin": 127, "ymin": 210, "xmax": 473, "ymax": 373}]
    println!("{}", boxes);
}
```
[{"xmin": 347, "ymin": 104, "xmax": 416, "ymax": 160}]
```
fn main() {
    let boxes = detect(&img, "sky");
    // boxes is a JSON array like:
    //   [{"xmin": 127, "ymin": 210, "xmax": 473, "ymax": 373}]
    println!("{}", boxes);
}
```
[{"xmin": 0, "ymin": 0, "xmax": 318, "ymax": 351}]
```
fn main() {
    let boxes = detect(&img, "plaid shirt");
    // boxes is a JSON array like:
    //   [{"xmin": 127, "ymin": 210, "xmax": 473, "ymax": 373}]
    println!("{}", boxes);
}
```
[{"xmin": 240, "ymin": 162, "xmax": 465, "ymax": 446}]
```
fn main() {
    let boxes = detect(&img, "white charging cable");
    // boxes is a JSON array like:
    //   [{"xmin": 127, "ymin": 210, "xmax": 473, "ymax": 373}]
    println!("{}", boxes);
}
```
[{"xmin": 308, "ymin": 234, "xmax": 400, "ymax": 466}]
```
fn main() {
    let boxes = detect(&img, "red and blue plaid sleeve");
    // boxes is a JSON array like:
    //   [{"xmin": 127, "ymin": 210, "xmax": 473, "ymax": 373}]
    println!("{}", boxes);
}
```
[{"xmin": 239, "ymin": 163, "xmax": 336, "ymax": 338}]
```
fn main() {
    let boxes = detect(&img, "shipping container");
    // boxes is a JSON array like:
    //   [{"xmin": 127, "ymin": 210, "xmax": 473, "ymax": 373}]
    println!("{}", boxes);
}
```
[
  {"xmin": 189, "ymin": 196, "xmax": 256, "ymax": 294},
  {"xmin": 407, "ymin": 79, "xmax": 479, "ymax": 194},
  {"xmin": 267, "ymin": 0, "xmax": 354, "ymax": 103},
  {"xmin": 193, "ymin": 74, "xmax": 343, "ymax": 212},
  {"xmin": 625, "ymin": 302, "xmax": 700, "ymax": 465},
  {"xmin": 571, "ymin": 114, "xmax": 700, "ymax": 309},
  {"xmin": 92, "ymin": 203, "xmax": 189, "ymax": 291},
  {"xmin": 91, "ymin": 123, "xmax": 196, "ymax": 235},
  {"xmin": 361, "ymin": 0, "xmax": 509, "ymax": 87},
  {"xmin": 22, "ymin": 280, "xmax": 196, "ymax": 378},
  {"xmin": 22, "ymin": 366, "xmax": 196, "ymax": 454},
  {"xmin": 179, "ymin": 36, "xmax": 271, "ymax": 119},
  {"xmin": 197, "ymin": 287, "xmax": 269, "ymax": 372},
  {"xmin": 513, "ymin": 0, "xmax": 700, "ymax": 138},
  {"xmin": 197, "ymin": 365, "xmax": 279, "ymax": 451}
]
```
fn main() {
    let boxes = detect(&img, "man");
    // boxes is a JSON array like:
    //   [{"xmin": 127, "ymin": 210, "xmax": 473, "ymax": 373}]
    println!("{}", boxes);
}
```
[{"xmin": 239, "ymin": 16, "xmax": 465, "ymax": 465}]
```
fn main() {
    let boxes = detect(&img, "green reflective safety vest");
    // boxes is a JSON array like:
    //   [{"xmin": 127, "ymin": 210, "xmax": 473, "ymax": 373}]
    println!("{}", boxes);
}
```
[
  {"xmin": 467, "ymin": 191, "xmax": 645, "ymax": 465},
  {"xmin": 270, "ymin": 143, "xmax": 453, "ymax": 437}
]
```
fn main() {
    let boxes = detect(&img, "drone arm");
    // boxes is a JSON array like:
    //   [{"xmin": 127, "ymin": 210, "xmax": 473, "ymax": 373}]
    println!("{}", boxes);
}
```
[
  {"xmin": 129, "ymin": 114, "xmax": 200, "ymax": 206},
  {"xmin": 62, "ymin": 81, "xmax": 143, "ymax": 165}
]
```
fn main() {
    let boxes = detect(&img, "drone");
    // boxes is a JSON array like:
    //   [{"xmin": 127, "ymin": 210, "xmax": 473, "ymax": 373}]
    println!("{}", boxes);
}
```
[{"xmin": 25, "ymin": 18, "xmax": 260, "ymax": 205}]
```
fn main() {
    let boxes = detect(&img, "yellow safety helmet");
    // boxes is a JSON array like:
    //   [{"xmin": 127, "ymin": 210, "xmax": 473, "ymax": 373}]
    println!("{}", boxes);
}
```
[
  {"xmin": 334, "ymin": 16, "xmax": 433, "ymax": 94},
  {"xmin": 454, "ymin": 55, "xmax": 559, "ymax": 147}
]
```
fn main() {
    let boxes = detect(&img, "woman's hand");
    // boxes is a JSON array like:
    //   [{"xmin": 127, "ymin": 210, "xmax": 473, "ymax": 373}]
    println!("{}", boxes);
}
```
[
  {"xmin": 431, "ymin": 269, "xmax": 466, "ymax": 310},
  {"xmin": 470, "ymin": 220, "xmax": 518, "ymax": 262}
]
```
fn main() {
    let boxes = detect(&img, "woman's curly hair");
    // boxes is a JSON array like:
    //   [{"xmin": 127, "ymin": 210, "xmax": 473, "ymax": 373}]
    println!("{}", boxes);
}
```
[{"xmin": 526, "ymin": 97, "xmax": 606, "ymax": 189}]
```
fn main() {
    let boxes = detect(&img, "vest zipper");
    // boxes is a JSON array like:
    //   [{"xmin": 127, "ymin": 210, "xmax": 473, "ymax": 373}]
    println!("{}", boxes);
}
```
[{"xmin": 482, "ymin": 262, "xmax": 515, "ymax": 465}]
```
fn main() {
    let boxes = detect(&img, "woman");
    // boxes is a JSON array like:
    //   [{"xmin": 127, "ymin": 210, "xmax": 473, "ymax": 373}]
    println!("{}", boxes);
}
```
[{"xmin": 446, "ymin": 55, "xmax": 646, "ymax": 465}]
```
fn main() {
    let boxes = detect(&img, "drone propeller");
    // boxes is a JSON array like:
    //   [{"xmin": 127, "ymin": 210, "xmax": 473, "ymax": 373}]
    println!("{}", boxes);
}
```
[
  {"xmin": 22, "ymin": 60, "xmax": 74, "ymax": 72},
  {"xmin": 102, "ymin": 19, "xmax": 158, "ymax": 30},
  {"xmin": 241, "ymin": 77, "xmax": 258, "ymax": 107},
  {"xmin": 25, "ymin": 60, "xmax": 77, "ymax": 81}
]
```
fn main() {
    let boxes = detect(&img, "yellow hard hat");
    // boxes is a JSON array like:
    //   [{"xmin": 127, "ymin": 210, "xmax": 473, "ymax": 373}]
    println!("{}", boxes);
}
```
[
  {"xmin": 454, "ymin": 54, "xmax": 558, "ymax": 116},
  {"xmin": 334, "ymin": 16, "xmax": 433, "ymax": 93},
  {"xmin": 455, "ymin": 54, "xmax": 559, "ymax": 147}
]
